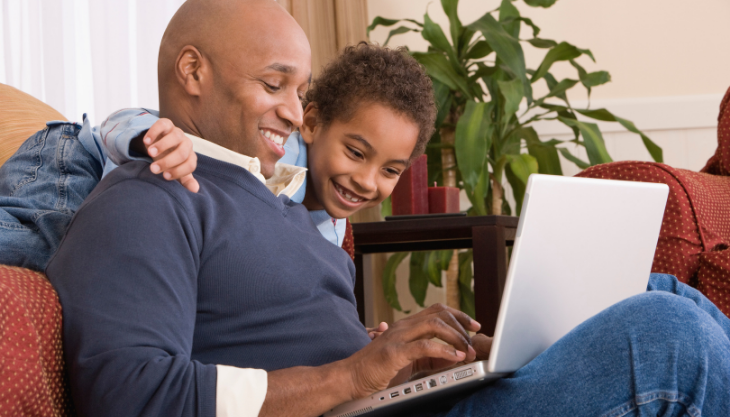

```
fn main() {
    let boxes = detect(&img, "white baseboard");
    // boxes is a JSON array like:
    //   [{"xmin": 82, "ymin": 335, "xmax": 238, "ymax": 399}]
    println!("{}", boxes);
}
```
[{"xmin": 529, "ymin": 93, "xmax": 724, "ymax": 137}]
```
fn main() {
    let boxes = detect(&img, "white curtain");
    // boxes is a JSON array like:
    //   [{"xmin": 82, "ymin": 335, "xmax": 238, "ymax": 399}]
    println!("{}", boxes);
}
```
[{"xmin": 0, "ymin": 0, "xmax": 185, "ymax": 124}]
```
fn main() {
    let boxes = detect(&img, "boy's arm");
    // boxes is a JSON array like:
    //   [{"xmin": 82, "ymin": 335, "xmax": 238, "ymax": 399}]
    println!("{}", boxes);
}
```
[{"xmin": 101, "ymin": 109, "xmax": 199, "ymax": 192}]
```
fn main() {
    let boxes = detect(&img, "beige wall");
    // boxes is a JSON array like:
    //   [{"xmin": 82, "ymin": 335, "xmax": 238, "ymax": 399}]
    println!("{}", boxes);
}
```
[{"xmin": 368, "ymin": 0, "xmax": 730, "ymax": 101}]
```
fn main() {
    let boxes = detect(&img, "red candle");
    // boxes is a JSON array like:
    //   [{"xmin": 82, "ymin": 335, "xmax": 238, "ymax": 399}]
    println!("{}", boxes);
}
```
[
  {"xmin": 428, "ymin": 182, "xmax": 460, "ymax": 213},
  {"xmin": 391, "ymin": 154, "xmax": 429, "ymax": 215}
]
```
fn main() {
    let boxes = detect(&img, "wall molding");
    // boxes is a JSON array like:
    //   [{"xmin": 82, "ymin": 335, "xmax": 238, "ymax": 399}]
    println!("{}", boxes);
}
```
[{"xmin": 530, "ymin": 93, "xmax": 723, "ymax": 137}]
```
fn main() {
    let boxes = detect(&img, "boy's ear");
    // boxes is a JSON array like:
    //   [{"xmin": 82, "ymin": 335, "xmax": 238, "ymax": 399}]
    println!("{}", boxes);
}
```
[
  {"xmin": 299, "ymin": 102, "xmax": 319, "ymax": 145},
  {"xmin": 175, "ymin": 45, "xmax": 206, "ymax": 97}
]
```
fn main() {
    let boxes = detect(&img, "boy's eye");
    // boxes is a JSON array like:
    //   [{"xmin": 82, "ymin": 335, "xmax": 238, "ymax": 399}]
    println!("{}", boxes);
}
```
[
  {"xmin": 385, "ymin": 168, "xmax": 401, "ymax": 177},
  {"xmin": 347, "ymin": 147, "xmax": 364, "ymax": 159}
]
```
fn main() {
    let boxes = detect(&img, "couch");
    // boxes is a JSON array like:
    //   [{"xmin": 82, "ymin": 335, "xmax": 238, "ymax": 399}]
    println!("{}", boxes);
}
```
[{"xmin": 577, "ymin": 86, "xmax": 730, "ymax": 317}]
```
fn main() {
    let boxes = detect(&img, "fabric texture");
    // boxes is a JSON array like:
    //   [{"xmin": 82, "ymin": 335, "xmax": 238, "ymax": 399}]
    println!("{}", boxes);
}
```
[
  {"xmin": 0, "ymin": 121, "xmax": 103, "ymax": 271},
  {"xmin": 46, "ymin": 155, "xmax": 370, "ymax": 417},
  {"xmin": 577, "ymin": 86, "xmax": 730, "ymax": 317},
  {"xmin": 0, "ymin": 265, "xmax": 73, "ymax": 417}
]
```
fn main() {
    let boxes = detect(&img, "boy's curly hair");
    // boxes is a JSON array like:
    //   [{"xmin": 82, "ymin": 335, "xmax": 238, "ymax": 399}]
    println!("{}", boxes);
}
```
[{"xmin": 303, "ymin": 42, "xmax": 436, "ymax": 161}]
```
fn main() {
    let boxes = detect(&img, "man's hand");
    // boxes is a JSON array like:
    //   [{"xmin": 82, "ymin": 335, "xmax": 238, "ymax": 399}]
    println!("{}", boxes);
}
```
[
  {"xmin": 132, "ymin": 118, "xmax": 199, "ymax": 193},
  {"xmin": 344, "ymin": 303, "xmax": 481, "ymax": 400}
]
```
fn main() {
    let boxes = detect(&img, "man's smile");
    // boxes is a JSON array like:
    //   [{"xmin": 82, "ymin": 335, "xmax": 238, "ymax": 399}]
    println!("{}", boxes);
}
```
[{"xmin": 260, "ymin": 128, "xmax": 287, "ymax": 157}]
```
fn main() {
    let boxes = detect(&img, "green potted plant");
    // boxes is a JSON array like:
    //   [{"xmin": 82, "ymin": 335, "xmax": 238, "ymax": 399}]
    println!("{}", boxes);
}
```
[{"xmin": 370, "ymin": 0, "xmax": 662, "ymax": 317}]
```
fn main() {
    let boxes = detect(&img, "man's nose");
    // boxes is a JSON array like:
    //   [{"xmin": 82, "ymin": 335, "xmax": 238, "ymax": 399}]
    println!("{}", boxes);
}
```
[{"xmin": 277, "ymin": 90, "xmax": 304, "ymax": 128}]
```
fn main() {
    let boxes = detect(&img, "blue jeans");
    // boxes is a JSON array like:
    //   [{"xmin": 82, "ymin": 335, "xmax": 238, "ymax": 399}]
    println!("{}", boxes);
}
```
[
  {"xmin": 436, "ymin": 274, "xmax": 730, "ymax": 416},
  {"xmin": 0, "ymin": 121, "xmax": 102, "ymax": 271}
]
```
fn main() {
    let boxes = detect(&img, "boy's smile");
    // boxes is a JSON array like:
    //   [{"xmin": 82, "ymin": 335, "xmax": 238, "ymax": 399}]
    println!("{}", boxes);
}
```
[{"xmin": 300, "ymin": 102, "xmax": 420, "ymax": 219}]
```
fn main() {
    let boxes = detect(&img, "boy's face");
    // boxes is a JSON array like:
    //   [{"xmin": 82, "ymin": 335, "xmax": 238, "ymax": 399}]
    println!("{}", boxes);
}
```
[{"xmin": 300, "ymin": 102, "xmax": 420, "ymax": 219}]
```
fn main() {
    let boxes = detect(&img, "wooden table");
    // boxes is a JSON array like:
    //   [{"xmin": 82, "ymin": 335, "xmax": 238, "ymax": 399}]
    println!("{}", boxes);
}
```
[{"xmin": 352, "ymin": 215, "xmax": 519, "ymax": 336}]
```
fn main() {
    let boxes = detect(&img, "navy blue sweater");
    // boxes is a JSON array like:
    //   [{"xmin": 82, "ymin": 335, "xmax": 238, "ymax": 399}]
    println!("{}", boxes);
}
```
[{"xmin": 47, "ymin": 155, "xmax": 371, "ymax": 417}]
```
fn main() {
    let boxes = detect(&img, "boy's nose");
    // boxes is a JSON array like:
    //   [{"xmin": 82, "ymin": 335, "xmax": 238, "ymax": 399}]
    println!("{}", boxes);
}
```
[{"xmin": 352, "ymin": 169, "xmax": 377, "ymax": 195}]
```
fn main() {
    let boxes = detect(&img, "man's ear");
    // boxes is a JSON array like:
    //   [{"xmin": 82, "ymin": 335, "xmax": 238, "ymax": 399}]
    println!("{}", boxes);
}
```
[
  {"xmin": 299, "ymin": 102, "xmax": 319, "ymax": 145},
  {"xmin": 175, "ymin": 45, "xmax": 206, "ymax": 97}
]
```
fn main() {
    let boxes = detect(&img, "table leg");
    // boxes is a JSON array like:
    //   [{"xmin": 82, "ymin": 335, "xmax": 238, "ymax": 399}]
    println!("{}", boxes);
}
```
[
  {"xmin": 354, "ymin": 253, "xmax": 366, "ymax": 325},
  {"xmin": 472, "ymin": 225, "xmax": 507, "ymax": 336}
]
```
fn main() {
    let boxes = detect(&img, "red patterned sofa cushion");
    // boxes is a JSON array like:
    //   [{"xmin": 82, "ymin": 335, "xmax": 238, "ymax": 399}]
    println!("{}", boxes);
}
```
[
  {"xmin": 700, "ymin": 87, "xmax": 730, "ymax": 176},
  {"xmin": 577, "ymin": 86, "xmax": 730, "ymax": 317},
  {"xmin": 0, "ymin": 265, "xmax": 72, "ymax": 416}
]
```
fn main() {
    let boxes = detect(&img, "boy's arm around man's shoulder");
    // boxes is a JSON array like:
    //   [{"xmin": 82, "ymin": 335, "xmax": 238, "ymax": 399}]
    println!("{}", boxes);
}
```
[{"xmin": 46, "ymin": 169, "xmax": 215, "ymax": 417}]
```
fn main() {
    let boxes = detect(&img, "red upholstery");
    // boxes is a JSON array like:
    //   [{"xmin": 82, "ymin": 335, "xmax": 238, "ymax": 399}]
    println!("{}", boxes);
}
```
[
  {"xmin": 0, "ymin": 265, "xmax": 72, "ymax": 416},
  {"xmin": 342, "ymin": 219, "xmax": 355, "ymax": 260},
  {"xmin": 577, "ymin": 86, "xmax": 730, "ymax": 317}
]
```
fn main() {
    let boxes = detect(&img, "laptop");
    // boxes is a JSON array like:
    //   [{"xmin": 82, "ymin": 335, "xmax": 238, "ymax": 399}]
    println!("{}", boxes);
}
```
[{"xmin": 325, "ymin": 174, "xmax": 669, "ymax": 417}]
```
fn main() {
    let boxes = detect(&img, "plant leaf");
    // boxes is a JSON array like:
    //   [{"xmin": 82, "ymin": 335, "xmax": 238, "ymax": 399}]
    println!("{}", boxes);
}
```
[
  {"xmin": 520, "ymin": 127, "xmax": 563, "ymax": 175},
  {"xmin": 543, "ymin": 78, "xmax": 579, "ymax": 100},
  {"xmin": 469, "ymin": 11, "xmax": 532, "ymax": 104},
  {"xmin": 367, "ymin": 16, "xmax": 401, "ymax": 35},
  {"xmin": 499, "ymin": 0, "xmax": 521, "ymax": 39},
  {"xmin": 381, "ymin": 196, "xmax": 392, "ymax": 218},
  {"xmin": 458, "ymin": 251, "xmax": 475, "ymax": 319},
  {"xmin": 409, "ymin": 252, "xmax": 430, "ymax": 307},
  {"xmin": 383, "ymin": 252, "xmax": 408, "ymax": 311},
  {"xmin": 532, "ymin": 42, "xmax": 582, "ymax": 83},
  {"xmin": 498, "ymin": 78, "xmax": 524, "ymax": 121},
  {"xmin": 412, "ymin": 52, "xmax": 471, "ymax": 98},
  {"xmin": 455, "ymin": 100, "xmax": 490, "ymax": 189},
  {"xmin": 524, "ymin": 0, "xmax": 558, "ymax": 7},
  {"xmin": 426, "ymin": 251, "xmax": 443, "ymax": 287},
  {"xmin": 574, "ymin": 108, "xmax": 663, "ymax": 162},
  {"xmin": 423, "ymin": 12, "xmax": 456, "ymax": 57},
  {"xmin": 527, "ymin": 38, "xmax": 557, "ymax": 49},
  {"xmin": 506, "ymin": 153, "xmax": 539, "ymax": 214},
  {"xmin": 432, "ymin": 79, "xmax": 453, "ymax": 128},
  {"xmin": 464, "ymin": 40, "xmax": 493, "ymax": 60},
  {"xmin": 558, "ymin": 148, "xmax": 590, "ymax": 169},
  {"xmin": 441, "ymin": 0, "xmax": 463, "ymax": 52},
  {"xmin": 384, "ymin": 26, "xmax": 419, "ymax": 46},
  {"xmin": 558, "ymin": 117, "xmax": 613, "ymax": 165}
]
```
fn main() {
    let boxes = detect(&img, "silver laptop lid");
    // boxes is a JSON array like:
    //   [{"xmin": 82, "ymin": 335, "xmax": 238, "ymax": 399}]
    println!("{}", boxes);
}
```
[{"xmin": 488, "ymin": 174, "xmax": 668, "ymax": 373}]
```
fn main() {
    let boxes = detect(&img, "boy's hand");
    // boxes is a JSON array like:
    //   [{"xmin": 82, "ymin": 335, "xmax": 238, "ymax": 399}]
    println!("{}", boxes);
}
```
[
  {"xmin": 366, "ymin": 322, "xmax": 389, "ymax": 340},
  {"xmin": 140, "ymin": 118, "xmax": 199, "ymax": 193}
]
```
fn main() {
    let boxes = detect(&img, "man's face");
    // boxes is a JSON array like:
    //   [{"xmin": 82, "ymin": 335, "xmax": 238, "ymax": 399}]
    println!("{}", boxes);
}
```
[
  {"xmin": 198, "ymin": 23, "xmax": 311, "ymax": 178},
  {"xmin": 301, "ymin": 102, "xmax": 420, "ymax": 219}
]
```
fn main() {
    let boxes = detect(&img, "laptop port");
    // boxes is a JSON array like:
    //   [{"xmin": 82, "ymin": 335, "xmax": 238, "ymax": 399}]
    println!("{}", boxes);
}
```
[
  {"xmin": 428, "ymin": 379, "xmax": 437, "ymax": 388},
  {"xmin": 390, "ymin": 391, "xmax": 399, "ymax": 398},
  {"xmin": 415, "ymin": 383, "xmax": 424, "ymax": 392},
  {"xmin": 454, "ymin": 368, "xmax": 474, "ymax": 380},
  {"xmin": 404, "ymin": 387, "xmax": 412, "ymax": 394},
  {"xmin": 379, "ymin": 397, "xmax": 385, "ymax": 401}
]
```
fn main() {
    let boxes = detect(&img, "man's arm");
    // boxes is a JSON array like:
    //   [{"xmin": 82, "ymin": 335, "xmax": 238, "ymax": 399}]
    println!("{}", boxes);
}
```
[{"xmin": 47, "ymin": 176, "xmax": 215, "ymax": 417}]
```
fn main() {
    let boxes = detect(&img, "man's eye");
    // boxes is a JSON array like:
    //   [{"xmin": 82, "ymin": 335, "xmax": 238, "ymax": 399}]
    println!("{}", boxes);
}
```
[
  {"xmin": 385, "ymin": 168, "xmax": 401, "ymax": 177},
  {"xmin": 263, "ymin": 82, "xmax": 280, "ymax": 92}
]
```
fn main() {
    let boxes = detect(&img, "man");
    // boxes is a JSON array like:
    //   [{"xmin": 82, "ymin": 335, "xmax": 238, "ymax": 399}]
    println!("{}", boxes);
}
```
[
  {"xmin": 47, "ymin": 1, "xmax": 730, "ymax": 417},
  {"xmin": 47, "ymin": 1, "xmax": 482, "ymax": 416}
]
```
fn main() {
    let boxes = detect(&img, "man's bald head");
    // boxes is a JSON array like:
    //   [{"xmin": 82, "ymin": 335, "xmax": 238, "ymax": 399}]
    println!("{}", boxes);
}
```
[{"xmin": 157, "ymin": 0, "xmax": 311, "ymax": 178}]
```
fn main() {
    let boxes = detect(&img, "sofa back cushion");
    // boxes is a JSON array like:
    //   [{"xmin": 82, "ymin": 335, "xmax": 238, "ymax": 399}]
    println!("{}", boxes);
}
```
[
  {"xmin": 0, "ymin": 265, "xmax": 73, "ymax": 416},
  {"xmin": 701, "ymin": 86, "xmax": 730, "ymax": 176},
  {"xmin": 0, "ymin": 83, "xmax": 67, "ymax": 167}
]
